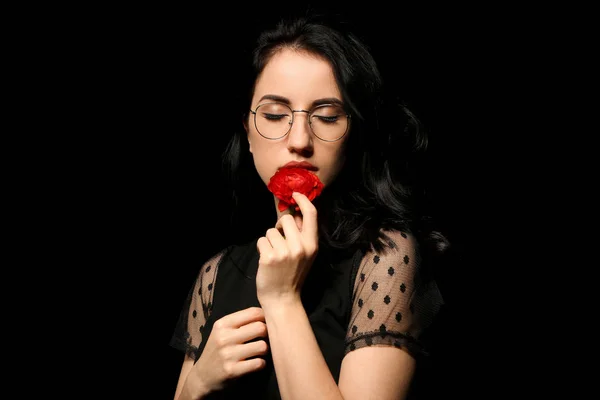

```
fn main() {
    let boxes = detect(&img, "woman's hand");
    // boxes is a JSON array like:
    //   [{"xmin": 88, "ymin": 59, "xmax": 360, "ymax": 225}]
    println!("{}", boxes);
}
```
[
  {"xmin": 190, "ymin": 307, "xmax": 269, "ymax": 395},
  {"xmin": 256, "ymin": 192, "xmax": 319, "ymax": 306}
]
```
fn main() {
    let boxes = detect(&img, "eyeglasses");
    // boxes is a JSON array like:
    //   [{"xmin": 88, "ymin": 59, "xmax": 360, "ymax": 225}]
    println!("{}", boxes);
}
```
[{"xmin": 249, "ymin": 102, "xmax": 350, "ymax": 142}]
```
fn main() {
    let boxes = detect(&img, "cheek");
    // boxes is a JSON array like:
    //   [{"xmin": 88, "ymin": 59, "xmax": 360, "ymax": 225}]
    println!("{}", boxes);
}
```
[
  {"xmin": 319, "ymin": 148, "xmax": 347, "ymax": 187},
  {"xmin": 249, "ymin": 137, "xmax": 277, "ymax": 185}
]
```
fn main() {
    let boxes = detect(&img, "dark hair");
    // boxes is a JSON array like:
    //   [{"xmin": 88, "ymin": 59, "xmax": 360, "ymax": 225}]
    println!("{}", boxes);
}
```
[{"xmin": 222, "ymin": 14, "xmax": 449, "ymax": 260}]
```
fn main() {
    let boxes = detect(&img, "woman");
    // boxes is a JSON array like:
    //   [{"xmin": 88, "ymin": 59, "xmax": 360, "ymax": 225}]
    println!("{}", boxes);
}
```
[{"xmin": 170, "ymin": 13, "xmax": 449, "ymax": 400}]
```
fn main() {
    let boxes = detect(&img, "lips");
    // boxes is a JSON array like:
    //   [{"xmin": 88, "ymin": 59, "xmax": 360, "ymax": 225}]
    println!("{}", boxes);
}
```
[{"xmin": 281, "ymin": 161, "xmax": 317, "ymax": 171}]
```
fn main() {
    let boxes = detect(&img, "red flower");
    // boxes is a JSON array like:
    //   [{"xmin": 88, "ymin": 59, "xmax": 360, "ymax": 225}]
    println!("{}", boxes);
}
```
[{"xmin": 267, "ymin": 167, "xmax": 324, "ymax": 212}]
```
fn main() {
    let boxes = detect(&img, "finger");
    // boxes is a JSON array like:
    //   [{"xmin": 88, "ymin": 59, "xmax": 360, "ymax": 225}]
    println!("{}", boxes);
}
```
[
  {"xmin": 232, "ymin": 320, "xmax": 268, "ymax": 344},
  {"xmin": 216, "ymin": 307, "xmax": 265, "ymax": 329},
  {"xmin": 275, "ymin": 213, "xmax": 302, "ymax": 231},
  {"xmin": 265, "ymin": 227, "xmax": 286, "ymax": 249},
  {"xmin": 231, "ymin": 357, "xmax": 267, "ymax": 376},
  {"xmin": 234, "ymin": 339, "xmax": 269, "ymax": 361},
  {"xmin": 291, "ymin": 192, "xmax": 318, "ymax": 238},
  {"xmin": 257, "ymin": 236, "xmax": 272, "ymax": 255},
  {"xmin": 276, "ymin": 214, "xmax": 302, "ymax": 248}
]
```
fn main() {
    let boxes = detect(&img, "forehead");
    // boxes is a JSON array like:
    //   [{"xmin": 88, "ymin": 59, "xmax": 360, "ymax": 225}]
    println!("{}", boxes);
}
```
[{"xmin": 253, "ymin": 49, "xmax": 341, "ymax": 104}]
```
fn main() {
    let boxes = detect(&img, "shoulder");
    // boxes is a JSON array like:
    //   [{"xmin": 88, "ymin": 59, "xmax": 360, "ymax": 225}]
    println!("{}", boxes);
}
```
[
  {"xmin": 200, "ymin": 240, "xmax": 256, "ymax": 267},
  {"xmin": 194, "ymin": 247, "xmax": 231, "ymax": 290},
  {"xmin": 197, "ymin": 239, "xmax": 259, "ymax": 278},
  {"xmin": 350, "ymin": 229, "xmax": 442, "ymax": 340},
  {"xmin": 353, "ymin": 229, "xmax": 420, "ymax": 290},
  {"xmin": 366, "ymin": 229, "xmax": 419, "ymax": 267},
  {"xmin": 381, "ymin": 229, "xmax": 418, "ymax": 250},
  {"xmin": 198, "ymin": 248, "xmax": 229, "ymax": 275}
]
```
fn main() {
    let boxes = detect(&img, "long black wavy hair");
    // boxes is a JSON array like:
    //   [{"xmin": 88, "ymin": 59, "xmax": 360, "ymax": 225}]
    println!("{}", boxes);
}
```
[{"xmin": 221, "ymin": 13, "xmax": 450, "ymax": 262}]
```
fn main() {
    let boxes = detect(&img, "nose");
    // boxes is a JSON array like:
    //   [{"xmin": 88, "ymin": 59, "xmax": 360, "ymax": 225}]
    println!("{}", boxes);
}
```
[{"xmin": 287, "ymin": 110, "xmax": 314, "ymax": 156}]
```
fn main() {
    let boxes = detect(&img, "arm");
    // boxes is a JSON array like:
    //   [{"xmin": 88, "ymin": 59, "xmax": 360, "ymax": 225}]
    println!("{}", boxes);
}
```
[
  {"xmin": 257, "ymin": 199, "xmax": 431, "ymax": 399},
  {"xmin": 174, "ymin": 308, "xmax": 269, "ymax": 400},
  {"xmin": 261, "ymin": 298, "xmax": 344, "ymax": 400},
  {"xmin": 172, "ymin": 253, "xmax": 217, "ymax": 400},
  {"xmin": 262, "ymin": 301, "xmax": 416, "ymax": 400},
  {"xmin": 256, "ymin": 192, "xmax": 343, "ymax": 399},
  {"xmin": 339, "ymin": 229, "xmax": 439, "ymax": 399},
  {"xmin": 171, "ymin": 252, "xmax": 270, "ymax": 399},
  {"xmin": 339, "ymin": 346, "xmax": 415, "ymax": 400},
  {"xmin": 174, "ymin": 355, "xmax": 208, "ymax": 400}
]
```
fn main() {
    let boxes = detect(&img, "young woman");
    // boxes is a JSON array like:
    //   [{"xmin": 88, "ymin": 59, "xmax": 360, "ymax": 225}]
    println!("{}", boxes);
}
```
[{"xmin": 170, "ymin": 13, "xmax": 450, "ymax": 400}]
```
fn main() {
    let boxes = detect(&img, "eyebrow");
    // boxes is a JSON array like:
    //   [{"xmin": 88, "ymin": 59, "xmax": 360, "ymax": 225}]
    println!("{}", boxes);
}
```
[{"xmin": 257, "ymin": 94, "xmax": 344, "ymax": 108}]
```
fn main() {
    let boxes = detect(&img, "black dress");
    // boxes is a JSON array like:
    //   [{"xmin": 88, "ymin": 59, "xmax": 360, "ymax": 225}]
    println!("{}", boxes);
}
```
[{"xmin": 170, "ymin": 230, "xmax": 443, "ymax": 399}]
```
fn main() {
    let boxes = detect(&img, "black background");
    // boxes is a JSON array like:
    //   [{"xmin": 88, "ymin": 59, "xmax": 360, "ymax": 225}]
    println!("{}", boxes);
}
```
[{"xmin": 62, "ymin": 3, "xmax": 531, "ymax": 398}]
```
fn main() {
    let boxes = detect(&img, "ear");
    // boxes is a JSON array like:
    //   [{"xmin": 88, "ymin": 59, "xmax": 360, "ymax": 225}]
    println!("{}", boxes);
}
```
[{"xmin": 243, "ymin": 118, "xmax": 253, "ymax": 153}]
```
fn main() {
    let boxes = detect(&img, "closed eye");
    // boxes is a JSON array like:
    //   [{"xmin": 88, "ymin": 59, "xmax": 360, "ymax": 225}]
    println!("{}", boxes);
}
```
[
  {"xmin": 262, "ymin": 113, "xmax": 289, "ymax": 121},
  {"xmin": 314, "ymin": 115, "xmax": 341, "ymax": 124}
]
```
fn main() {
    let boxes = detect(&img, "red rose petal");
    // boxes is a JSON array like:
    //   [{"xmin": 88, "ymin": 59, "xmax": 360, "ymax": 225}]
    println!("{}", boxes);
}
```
[{"xmin": 267, "ymin": 167, "xmax": 324, "ymax": 211}]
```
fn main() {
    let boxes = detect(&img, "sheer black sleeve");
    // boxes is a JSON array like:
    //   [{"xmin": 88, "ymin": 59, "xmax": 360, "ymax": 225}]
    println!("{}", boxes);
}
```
[
  {"xmin": 169, "ymin": 250, "xmax": 225, "ymax": 360},
  {"xmin": 345, "ymin": 230, "xmax": 444, "ymax": 357}
]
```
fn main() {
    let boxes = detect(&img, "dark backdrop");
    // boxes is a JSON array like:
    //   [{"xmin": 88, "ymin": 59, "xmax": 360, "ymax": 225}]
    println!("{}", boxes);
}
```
[{"xmin": 79, "ymin": 4, "xmax": 517, "ymax": 398}]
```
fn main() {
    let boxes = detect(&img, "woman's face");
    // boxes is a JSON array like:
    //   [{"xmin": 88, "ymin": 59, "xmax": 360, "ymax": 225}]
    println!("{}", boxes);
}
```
[{"xmin": 246, "ymin": 48, "xmax": 349, "ymax": 192}]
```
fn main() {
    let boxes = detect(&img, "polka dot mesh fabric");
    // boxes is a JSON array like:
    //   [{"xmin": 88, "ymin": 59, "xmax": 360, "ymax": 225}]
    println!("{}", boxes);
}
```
[
  {"xmin": 344, "ymin": 230, "xmax": 443, "ymax": 356},
  {"xmin": 179, "ymin": 251, "xmax": 224, "ymax": 360},
  {"xmin": 173, "ymin": 230, "xmax": 443, "ymax": 360}
]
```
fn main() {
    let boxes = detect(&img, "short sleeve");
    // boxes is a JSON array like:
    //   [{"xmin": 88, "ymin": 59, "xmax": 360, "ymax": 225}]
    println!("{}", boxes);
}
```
[
  {"xmin": 169, "ymin": 250, "xmax": 225, "ymax": 360},
  {"xmin": 345, "ymin": 230, "xmax": 444, "ymax": 357}
]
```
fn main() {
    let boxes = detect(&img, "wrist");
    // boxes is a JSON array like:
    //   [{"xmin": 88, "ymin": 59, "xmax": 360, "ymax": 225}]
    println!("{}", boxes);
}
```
[
  {"xmin": 258, "ymin": 293, "xmax": 302, "ymax": 311},
  {"xmin": 180, "ymin": 373, "xmax": 211, "ymax": 400},
  {"xmin": 260, "ymin": 295, "xmax": 304, "ymax": 319}
]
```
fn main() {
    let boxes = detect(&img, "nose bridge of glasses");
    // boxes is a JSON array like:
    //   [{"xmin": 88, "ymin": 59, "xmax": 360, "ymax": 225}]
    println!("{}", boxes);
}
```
[{"xmin": 290, "ymin": 109, "xmax": 312, "ymax": 126}]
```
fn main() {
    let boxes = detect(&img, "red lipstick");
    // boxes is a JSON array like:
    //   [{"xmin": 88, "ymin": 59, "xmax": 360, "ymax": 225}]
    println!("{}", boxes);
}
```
[{"xmin": 281, "ymin": 161, "xmax": 317, "ymax": 171}]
